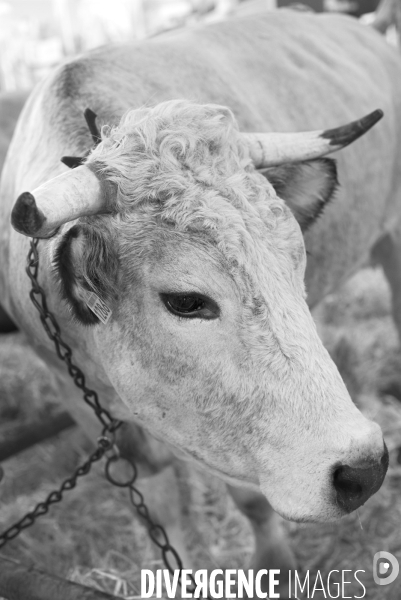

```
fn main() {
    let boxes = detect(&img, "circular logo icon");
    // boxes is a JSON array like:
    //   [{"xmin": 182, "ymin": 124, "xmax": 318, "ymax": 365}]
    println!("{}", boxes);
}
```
[{"xmin": 373, "ymin": 551, "xmax": 399, "ymax": 586}]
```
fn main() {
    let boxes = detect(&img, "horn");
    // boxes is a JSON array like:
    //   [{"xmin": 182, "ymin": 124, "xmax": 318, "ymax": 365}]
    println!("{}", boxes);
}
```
[
  {"xmin": 11, "ymin": 165, "xmax": 111, "ymax": 239},
  {"xmin": 243, "ymin": 109, "xmax": 383, "ymax": 168}
]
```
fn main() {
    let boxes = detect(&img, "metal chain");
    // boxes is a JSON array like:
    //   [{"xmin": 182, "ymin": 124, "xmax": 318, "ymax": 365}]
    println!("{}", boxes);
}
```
[
  {"xmin": 25, "ymin": 238, "xmax": 120, "ymax": 432},
  {"xmin": 0, "ymin": 237, "xmax": 205, "ymax": 597},
  {"xmin": 0, "ymin": 437, "xmax": 108, "ymax": 548}
]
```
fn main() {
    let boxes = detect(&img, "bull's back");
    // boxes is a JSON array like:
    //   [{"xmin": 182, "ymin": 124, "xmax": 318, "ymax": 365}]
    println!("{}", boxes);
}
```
[{"xmin": 1, "ymin": 11, "xmax": 401, "ymax": 315}]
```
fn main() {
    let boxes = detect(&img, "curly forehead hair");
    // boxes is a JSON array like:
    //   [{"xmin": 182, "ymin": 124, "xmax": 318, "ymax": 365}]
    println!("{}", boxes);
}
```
[
  {"xmin": 87, "ymin": 100, "xmax": 278, "ymax": 211},
  {"xmin": 84, "ymin": 100, "xmax": 285, "ymax": 260}
]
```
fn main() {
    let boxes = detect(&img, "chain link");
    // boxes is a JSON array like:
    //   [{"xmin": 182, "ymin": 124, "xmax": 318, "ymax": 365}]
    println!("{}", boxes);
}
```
[
  {"xmin": 25, "ymin": 239, "xmax": 120, "ymax": 431},
  {"xmin": 0, "ymin": 440, "xmax": 106, "ymax": 549},
  {"xmin": 0, "ymin": 237, "xmax": 207, "ymax": 597}
]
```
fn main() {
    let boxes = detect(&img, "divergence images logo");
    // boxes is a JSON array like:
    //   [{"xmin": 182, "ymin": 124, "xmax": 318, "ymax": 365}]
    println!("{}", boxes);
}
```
[{"xmin": 373, "ymin": 551, "xmax": 400, "ymax": 586}]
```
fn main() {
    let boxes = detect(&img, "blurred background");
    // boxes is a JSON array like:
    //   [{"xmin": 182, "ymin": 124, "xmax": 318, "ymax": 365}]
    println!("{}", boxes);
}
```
[{"xmin": 0, "ymin": 0, "xmax": 383, "ymax": 92}]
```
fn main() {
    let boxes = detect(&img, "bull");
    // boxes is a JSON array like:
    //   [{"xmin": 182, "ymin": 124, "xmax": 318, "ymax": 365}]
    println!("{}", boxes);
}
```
[{"xmin": 0, "ymin": 6, "xmax": 400, "ymax": 595}]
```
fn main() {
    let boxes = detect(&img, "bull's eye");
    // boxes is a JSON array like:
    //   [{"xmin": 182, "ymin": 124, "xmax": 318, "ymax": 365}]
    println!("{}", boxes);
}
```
[{"xmin": 161, "ymin": 293, "xmax": 219, "ymax": 319}]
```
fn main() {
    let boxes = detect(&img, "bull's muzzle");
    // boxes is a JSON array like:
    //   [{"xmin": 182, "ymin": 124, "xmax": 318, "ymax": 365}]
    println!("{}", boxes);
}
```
[{"xmin": 333, "ymin": 442, "xmax": 389, "ymax": 513}]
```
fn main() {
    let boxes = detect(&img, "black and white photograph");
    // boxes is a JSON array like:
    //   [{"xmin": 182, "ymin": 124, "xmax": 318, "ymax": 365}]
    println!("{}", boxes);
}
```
[{"xmin": 0, "ymin": 0, "xmax": 400, "ymax": 598}]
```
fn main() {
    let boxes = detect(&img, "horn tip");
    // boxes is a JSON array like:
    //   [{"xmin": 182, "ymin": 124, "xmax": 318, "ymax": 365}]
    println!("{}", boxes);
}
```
[
  {"xmin": 61, "ymin": 155, "xmax": 84, "ymax": 169},
  {"xmin": 322, "ymin": 108, "xmax": 384, "ymax": 148},
  {"xmin": 372, "ymin": 108, "xmax": 384, "ymax": 120},
  {"xmin": 84, "ymin": 107, "xmax": 97, "ymax": 119},
  {"xmin": 11, "ymin": 191, "xmax": 46, "ymax": 237},
  {"xmin": 361, "ymin": 108, "xmax": 384, "ymax": 129}
]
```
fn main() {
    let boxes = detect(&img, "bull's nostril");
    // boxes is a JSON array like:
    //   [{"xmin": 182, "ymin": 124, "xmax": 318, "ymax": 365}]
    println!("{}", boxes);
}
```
[
  {"xmin": 333, "ymin": 444, "xmax": 389, "ymax": 514},
  {"xmin": 333, "ymin": 467, "xmax": 363, "ymax": 498},
  {"xmin": 333, "ymin": 466, "xmax": 364, "ymax": 512}
]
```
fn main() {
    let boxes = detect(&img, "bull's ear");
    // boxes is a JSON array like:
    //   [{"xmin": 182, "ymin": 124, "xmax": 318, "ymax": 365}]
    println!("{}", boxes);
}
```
[
  {"xmin": 260, "ymin": 158, "xmax": 338, "ymax": 232},
  {"xmin": 53, "ymin": 224, "xmax": 119, "ymax": 325}
]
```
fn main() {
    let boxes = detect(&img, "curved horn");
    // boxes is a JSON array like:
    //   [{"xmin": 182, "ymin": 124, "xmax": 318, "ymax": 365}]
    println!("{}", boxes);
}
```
[
  {"xmin": 243, "ymin": 109, "xmax": 384, "ymax": 168},
  {"xmin": 11, "ymin": 165, "xmax": 111, "ymax": 239}
]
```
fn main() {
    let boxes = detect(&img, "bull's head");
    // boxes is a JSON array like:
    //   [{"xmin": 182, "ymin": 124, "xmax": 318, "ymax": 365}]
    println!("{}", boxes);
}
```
[{"xmin": 11, "ymin": 101, "xmax": 387, "ymax": 522}]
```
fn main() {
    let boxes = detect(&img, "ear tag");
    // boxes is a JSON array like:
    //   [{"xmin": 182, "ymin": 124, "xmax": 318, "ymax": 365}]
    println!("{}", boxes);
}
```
[{"xmin": 85, "ymin": 291, "xmax": 112, "ymax": 324}]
